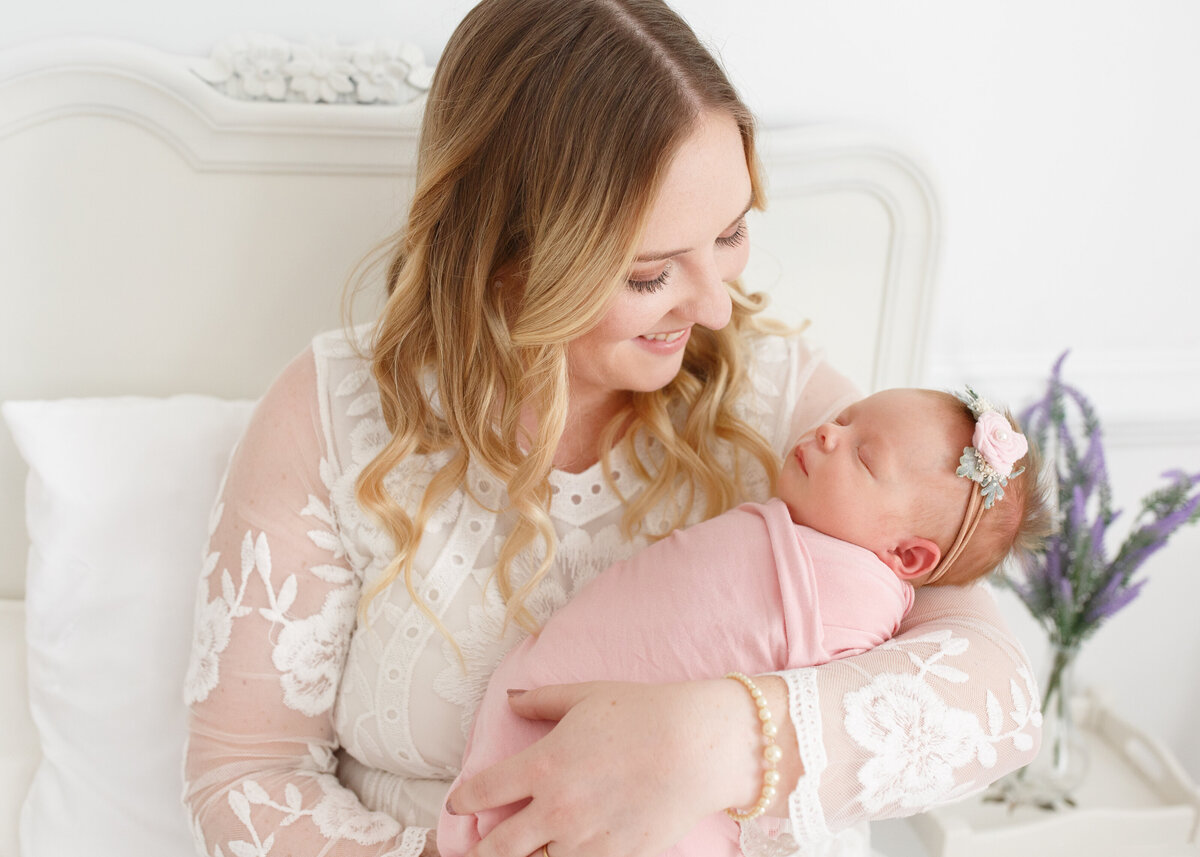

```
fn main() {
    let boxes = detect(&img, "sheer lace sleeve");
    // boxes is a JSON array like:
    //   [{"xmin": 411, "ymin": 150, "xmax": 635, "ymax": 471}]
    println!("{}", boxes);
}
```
[
  {"xmin": 182, "ymin": 349, "xmax": 430, "ymax": 857},
  {"xmin": 777, "ymin": 584, "xmax": 1040, "ymax": 843}
]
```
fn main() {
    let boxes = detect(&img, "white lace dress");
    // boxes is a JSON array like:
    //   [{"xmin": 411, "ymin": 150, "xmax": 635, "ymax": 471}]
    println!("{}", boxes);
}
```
[{"xmin": 183, "ymin": 328, "xmax": 1041, "ymax": 857}]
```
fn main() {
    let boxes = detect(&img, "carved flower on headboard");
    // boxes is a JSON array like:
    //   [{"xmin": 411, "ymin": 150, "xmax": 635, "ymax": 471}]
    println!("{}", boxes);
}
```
[
  {"xmin": 285, "ymin": 43, "xmax": 356, "ymax": 103},
  {"xmin": 352, "ymin": 41, "xmax": 434, "ymax": 103},
  {"xmin": 193, "ymin": 34, "xmax": 432, "ymax": 105},
  {"xmin": 197, "ymin": 34, "xmax": 291, "ymax": 101}
]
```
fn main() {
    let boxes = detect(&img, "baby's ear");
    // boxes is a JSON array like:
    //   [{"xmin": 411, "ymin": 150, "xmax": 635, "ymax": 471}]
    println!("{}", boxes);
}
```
[{"xmin": 879, "ymin": 537, "xmax": 941, "ymax": 582}]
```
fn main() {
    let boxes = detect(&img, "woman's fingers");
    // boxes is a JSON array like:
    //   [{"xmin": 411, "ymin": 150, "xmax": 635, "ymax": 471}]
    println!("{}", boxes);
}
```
[
  {"xmin": 457, "ymin": 679, "xmax": 780, "ymax": 857},
  {"xmin": 465, "ymin": 809, "xmax": 552, "ymax": 857},
  {"xmin": 469, "ymin": 680, "xmax": 745, "ymax": 857},
  {"xmin": 452, "ymin": 683, "xmax": 624, "ymax": 817},
  {"xmin": 450, "ymin": 685, "xmax": 605, "ymax": 821},
  {"xmin": 506, "ymin": 681, "xmax": 607, "ymax": 722},
  {"xmin": 447, "ymin": 749, "xmax": 539, "ymax": 817}
]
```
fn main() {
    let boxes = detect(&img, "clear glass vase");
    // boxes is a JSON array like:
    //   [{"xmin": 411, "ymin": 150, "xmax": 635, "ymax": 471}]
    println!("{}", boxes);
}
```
[{"xmin": 986, "ymin": 642, "xmax": 1089, "ymax": 810}]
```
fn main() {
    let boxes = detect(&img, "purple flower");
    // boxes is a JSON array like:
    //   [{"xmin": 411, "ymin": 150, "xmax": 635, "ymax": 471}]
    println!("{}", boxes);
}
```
[{"xmin": 1007, "ymin": 351, "xmax": 1200, "ymax": 649}]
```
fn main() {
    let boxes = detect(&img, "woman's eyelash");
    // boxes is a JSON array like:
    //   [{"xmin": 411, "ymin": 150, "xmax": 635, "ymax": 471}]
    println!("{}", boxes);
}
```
[
  {"xmin": 626, "ymin": 222, "xmax": 743, "ymax": 292},
  {"xmin": 716, "ymin": 220, "xmax": 748, "ymax": 248},
  {"xmin": 627, "ymin": 268, "xmax": 670, "ymax": 294}
]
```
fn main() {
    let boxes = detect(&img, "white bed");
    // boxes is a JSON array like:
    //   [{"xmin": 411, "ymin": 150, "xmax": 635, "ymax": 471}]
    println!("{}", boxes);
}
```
[{"xmin": 0, "ymin": 37, "xmax": 939, "ymax": 857}]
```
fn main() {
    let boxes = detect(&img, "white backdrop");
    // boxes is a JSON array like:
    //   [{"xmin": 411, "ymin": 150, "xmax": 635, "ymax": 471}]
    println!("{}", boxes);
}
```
[{"xmin": 7, "ymin": 0, "xmax": 1200, "ymax": 782}]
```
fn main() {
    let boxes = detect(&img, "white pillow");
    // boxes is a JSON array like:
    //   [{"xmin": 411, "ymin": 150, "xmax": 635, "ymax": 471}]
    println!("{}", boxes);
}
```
[{"xmin": 2, "ymin": 396, "xmax": 255, "ymax": 857}]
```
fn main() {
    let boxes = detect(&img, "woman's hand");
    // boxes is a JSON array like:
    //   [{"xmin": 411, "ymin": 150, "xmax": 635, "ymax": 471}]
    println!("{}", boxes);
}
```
[{"xmin": 446, "ymin": 677, "xmax": 799, "ymax": 857}]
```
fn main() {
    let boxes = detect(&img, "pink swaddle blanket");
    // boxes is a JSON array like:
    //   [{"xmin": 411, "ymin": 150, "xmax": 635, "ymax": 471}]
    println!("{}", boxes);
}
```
[{"xmin": 438, "ymin": 498, "xmax": 912, "ymax": 857}]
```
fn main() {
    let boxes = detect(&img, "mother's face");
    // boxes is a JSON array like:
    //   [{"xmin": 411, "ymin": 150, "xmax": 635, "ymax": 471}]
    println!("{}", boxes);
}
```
[{"xmin": 565, "ymin": 110, "xmax": 753, "ymax": 407}]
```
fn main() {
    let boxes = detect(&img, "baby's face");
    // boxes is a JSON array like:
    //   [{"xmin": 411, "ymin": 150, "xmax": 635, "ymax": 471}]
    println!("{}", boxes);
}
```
[{"xmin": 777, "ymin": 389, "xmax": 966, "ymax": 558}]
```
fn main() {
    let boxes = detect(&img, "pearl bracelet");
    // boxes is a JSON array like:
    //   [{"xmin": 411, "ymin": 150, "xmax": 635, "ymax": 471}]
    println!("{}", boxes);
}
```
[{"xmin": 723, "ymin": 672, "xmax": 783, "ymax": 822}]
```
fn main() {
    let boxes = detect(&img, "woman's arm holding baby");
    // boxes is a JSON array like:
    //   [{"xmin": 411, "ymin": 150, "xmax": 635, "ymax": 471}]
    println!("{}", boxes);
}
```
[
  {"xmin": 771, "ymin": 582, "xmax": 1039, "ymax": 842},
  {"xmin": 452, "ymin": 582, "xmax": 1036, "ymax": 857}
]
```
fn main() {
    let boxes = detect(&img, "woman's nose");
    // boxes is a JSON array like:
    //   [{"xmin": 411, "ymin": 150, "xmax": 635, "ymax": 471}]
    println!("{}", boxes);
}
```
[{"xmin": 679, "ymin": 261, "xmax": 733, "ymax": 331}]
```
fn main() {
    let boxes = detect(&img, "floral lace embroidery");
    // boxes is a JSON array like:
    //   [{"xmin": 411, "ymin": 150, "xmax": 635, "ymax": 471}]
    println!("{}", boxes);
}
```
[
  {"xmin": 434, "ymin": 585, "xmax": 528, "ymax": 737},
  {"xmin": 555, "ymin": 523, "xmax": 638, "ymax": 587},
  {"xmin": 429, "ymin": 520, "xmax": 646, "ymax": 737},
  {"xmin": 434, "ymin": 548, "xmax": 575, "ymax": 737},
  {"xmin": 186, "ymin": 484, "xmax": 359, "ymax": 716},
  {"xmin": 843, "ymin": 630, "xmax": 1040, "ymax": 813},
  {"xmin": 272, "ymin": 585, "xmax": 359, "ymax": 716},
  {"xmin": 207, "ymin": 774, "xmax": 415, "ymax": 857},
  {"xmin": 309, "ymin": 775, "xmax": 404, "ymax": 842},
  {"xmin": 757, "ymin": 629, "xmax": 1041, "ymax": 852},
  {"xmin": 185, "ymin": 500, "xmax": 251, "ymax": 705}
]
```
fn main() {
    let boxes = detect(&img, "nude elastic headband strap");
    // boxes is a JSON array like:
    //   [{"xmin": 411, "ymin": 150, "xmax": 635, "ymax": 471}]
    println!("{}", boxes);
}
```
[{"xmin": 925, "ymin": 487, "xmax": 985, "ymax": 585}]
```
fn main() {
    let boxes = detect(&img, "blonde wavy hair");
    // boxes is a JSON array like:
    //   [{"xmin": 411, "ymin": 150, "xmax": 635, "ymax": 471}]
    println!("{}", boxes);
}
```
[{"xmin": 355, "ymin": 0, "xmax": 780, "ymax": 636}]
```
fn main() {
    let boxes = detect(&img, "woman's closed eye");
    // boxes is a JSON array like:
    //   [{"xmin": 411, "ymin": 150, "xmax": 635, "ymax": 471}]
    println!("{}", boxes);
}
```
[
  {"xmin": 627, "ymin": 267, "xmax": 671, "ymax": 294},
  {"xmin": 716, "ymin": 218, "xmax": 747, "ymax": 248}
]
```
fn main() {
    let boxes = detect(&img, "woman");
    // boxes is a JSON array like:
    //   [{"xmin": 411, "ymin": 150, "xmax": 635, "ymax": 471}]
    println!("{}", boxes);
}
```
[{"xmin": 183, "ymin": 1, "xmax": 1041, "ymax": 856}]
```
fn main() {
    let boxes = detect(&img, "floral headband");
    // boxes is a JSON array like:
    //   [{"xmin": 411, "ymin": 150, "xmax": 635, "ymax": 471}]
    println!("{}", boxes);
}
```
[
  {"xmin": 955, "ymin": 387, "xmax": 1029, "ymax": 509},
  {"xmin": 926, "ymin": 388, "xmax": 1029, "ymax": 584}
]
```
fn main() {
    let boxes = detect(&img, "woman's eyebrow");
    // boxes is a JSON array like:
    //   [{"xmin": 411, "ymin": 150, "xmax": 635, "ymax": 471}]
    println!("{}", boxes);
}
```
[{"xmin": 634, "ymin": 196, "xmax": 755, "ymax": 263}]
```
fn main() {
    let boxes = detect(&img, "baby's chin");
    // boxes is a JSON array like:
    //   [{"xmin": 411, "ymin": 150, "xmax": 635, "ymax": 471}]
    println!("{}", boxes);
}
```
[{"xmin": 778, "ymin": 496, "xmax": 803, "ymax": 527}]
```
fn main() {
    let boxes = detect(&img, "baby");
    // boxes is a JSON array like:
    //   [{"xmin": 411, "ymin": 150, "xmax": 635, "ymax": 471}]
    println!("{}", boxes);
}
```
[{"xmin": 438, "ymin": 387, "xmax": 1047, "ymax": 857}]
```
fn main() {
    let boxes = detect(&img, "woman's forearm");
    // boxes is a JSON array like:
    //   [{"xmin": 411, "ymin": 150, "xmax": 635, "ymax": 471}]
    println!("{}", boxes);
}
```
[{"xmin": 769, "ymin": 583, "xmax": 1041, "ymax": 838}]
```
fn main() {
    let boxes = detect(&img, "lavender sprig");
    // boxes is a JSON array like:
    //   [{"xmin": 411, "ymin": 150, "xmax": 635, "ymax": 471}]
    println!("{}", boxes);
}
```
[{"xmin": 1010, "ymin": 351, "xmax": 1200, "ymax": 651}]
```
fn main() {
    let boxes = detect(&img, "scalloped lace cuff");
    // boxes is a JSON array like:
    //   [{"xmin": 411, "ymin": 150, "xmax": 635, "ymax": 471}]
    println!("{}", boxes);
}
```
[
  {"xmin": 772, "ymin": 668, "xmax": 833, "ymax": 848},
  {"xmin": 382, "ymin": 825, "xmax": 429, "ymax": 857}
]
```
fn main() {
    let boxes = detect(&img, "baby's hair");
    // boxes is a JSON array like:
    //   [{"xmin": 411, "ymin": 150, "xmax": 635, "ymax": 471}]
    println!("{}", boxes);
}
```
[{"xmin": 924, "ymin": 391, "xmax": 1054, "ymax": 587}]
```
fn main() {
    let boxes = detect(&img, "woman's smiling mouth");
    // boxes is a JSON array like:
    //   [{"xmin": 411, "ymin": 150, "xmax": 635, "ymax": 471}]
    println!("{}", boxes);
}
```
[
  {"xmin": 635, "ymin": 327, "xmax": 691, "ymax": 353},
  {"xmin": 640, "ymin": 329, "xmax": 688, "ymax": 343}
]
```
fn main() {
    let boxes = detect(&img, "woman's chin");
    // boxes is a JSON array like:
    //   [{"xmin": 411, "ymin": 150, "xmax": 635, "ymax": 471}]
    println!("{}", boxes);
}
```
[{"xmin": 632, "ymin": 358, "xmax": 689, "ymax": 393}]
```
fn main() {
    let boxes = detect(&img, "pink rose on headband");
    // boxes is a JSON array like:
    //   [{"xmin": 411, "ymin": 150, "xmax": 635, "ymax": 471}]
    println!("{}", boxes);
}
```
[{"xmin": 973, "ymin": 411, "xmax": 1028, "ymax": 477}]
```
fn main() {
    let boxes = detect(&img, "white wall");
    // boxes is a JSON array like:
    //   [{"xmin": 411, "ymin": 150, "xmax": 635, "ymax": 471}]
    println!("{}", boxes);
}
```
[{"xmin": 8, "ymin": 0, "xmax": 1200, "ymax": 782}]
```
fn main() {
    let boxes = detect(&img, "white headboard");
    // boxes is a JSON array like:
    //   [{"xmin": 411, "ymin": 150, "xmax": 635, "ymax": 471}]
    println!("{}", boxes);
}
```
[{"xmin": 0, "ymin": 38, "xmax": 940, "ymax": 600}]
